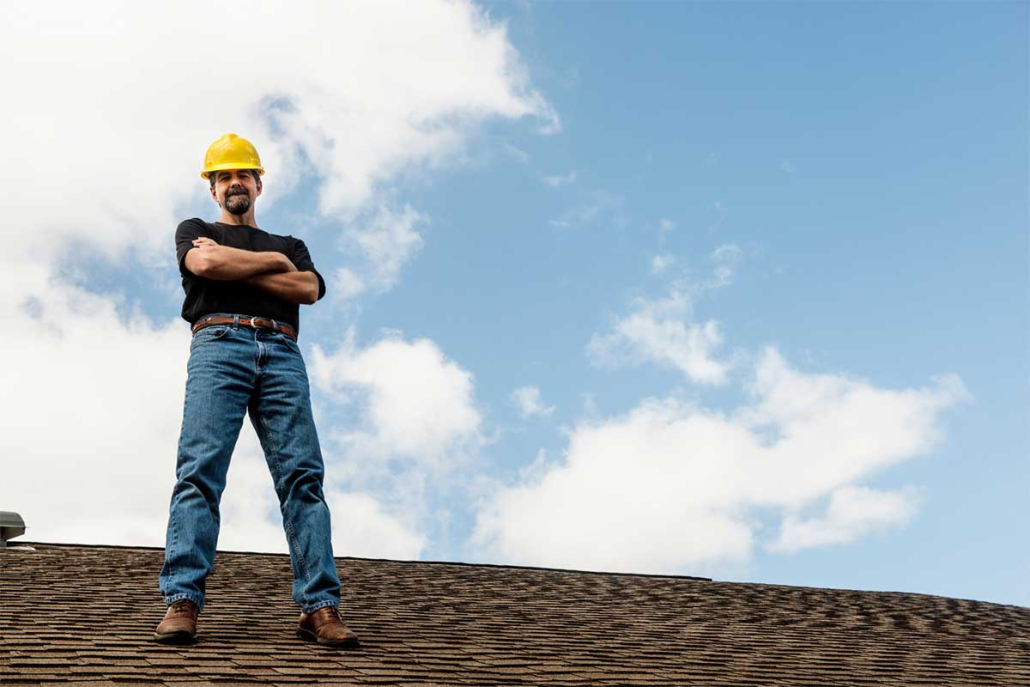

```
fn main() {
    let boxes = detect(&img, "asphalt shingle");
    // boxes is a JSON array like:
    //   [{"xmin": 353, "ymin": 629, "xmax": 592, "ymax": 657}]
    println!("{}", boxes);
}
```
[{"xmin": 1, "ymin": 542, "xmax": 1027, "ymax": 686}]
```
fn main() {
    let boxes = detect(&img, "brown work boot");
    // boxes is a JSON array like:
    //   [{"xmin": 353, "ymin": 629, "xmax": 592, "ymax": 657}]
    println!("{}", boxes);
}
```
[
  {"xmin": 297, "ymin": 605, "xmax": 360, "ymax": 647},
  {"xmin": 154, "ymin": 599, "xmax": 199, "ymax": 644}
]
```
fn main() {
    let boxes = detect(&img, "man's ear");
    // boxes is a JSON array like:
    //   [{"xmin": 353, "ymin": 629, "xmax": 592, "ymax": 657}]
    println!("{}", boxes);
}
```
[
  {"xmin": 209, "ymin": 184, "xmax": 221, "ymax": 207},
  {"xmin": 255, "ymin": 177, "xmax": 263, "ymax": 198}
]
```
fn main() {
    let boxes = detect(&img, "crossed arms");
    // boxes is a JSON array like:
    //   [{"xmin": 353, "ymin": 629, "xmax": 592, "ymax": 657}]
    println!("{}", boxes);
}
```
[{"xmin": 185, "ymin": 237, "xmax": 319, "ymax": 305}]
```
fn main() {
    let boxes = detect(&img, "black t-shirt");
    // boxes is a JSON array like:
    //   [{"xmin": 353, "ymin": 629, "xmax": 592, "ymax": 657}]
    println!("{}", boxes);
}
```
[{"xmin": 175, "ymin": 218, "xmax": 327, "ymax": 336}]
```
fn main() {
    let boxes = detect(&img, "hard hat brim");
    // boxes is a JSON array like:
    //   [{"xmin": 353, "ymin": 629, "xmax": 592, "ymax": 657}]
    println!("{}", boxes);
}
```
[{"xmin": 200, "ymin": 163, "xmax": 266, "ymax": 180}]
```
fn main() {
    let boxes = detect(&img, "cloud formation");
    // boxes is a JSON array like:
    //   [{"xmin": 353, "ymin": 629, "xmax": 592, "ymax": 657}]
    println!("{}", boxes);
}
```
[
  {"xmin": 327, "ymin": 491, "xmax": 427, "ymax": 560},
  {"xmin": 510, "ymin": 386, "xmax": 556, "ymax": 419},
  {"xmin": 769, "ymin": 485, "xmax": 922, "ymax": 554},
  {"xmin": 589, "ymin": 244, "xmax": 747, "ymax": 384},
  {"xmin": 308, "ymin": 329, "xmax": 486, "ymax": 556},
  {"xmin": 311, "ymin": 330, "xmax": 483, "ymax": 470},
  {"xmin": 588, "ymin": 288, "xmax": 733, "ymax": 385},
  {"xmin": 474, "ymin": 348, "xmax": 969, "ymax": 574},
  {"xmin": 0, "ymin": 285, "xmax": 190, "ymax": 547},
  {"xmin": 329, "ymin": 205, "xmax": 428, "ymax": 301}
]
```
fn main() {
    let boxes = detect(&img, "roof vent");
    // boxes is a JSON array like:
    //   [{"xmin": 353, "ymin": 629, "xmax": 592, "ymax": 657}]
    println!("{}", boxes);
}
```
[{"xmin": 0, "ymin": 511, "xmax": 32, "ymax": 549}]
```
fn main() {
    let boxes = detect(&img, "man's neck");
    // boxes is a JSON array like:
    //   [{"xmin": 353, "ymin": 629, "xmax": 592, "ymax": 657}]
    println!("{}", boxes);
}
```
[{"xmin": 217, "ymin": 210, "xmax": 258, "ymax": 228}]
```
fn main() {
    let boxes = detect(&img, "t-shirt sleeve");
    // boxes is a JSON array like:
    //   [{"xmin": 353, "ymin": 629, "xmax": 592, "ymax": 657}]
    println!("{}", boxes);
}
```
[
  {"xmin": 291, "ymin": 238, "xmax": 327, "ymax": 301},
  {"xmin": 175, "ymin": 219, "xmax": 211, "ymax": 278}
]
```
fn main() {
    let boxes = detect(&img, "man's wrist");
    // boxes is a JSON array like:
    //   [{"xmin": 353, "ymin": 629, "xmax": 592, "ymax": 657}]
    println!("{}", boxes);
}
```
[
  {"xmin": 264, "ymin": 252, "xmax": 284, "ymax": 273},
  {"xmin": 264, "ymin": 252, "xmax": 294, "ymax": 273}
]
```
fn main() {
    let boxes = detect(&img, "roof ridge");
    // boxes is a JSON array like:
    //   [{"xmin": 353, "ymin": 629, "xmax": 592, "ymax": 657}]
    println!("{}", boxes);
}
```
[
  {"xmin": 16, "ymin": 541, "xmax": 1029, "ymax": 609},
  {"xmin": 13, "ymin": 540, "xmax": 712, "ymax": 582}
]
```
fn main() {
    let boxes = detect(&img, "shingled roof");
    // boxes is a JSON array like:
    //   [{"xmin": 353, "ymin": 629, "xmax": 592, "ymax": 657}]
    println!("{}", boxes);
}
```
[{"xmin": 2, "ymin": 542, "xmax": 1027, "ymax": 686}]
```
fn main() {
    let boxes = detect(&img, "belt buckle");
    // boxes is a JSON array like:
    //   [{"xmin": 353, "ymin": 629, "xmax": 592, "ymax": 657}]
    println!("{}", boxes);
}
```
[{"xmin": 248, "ymin": 317, "xmax": 273, "ymax": 332}]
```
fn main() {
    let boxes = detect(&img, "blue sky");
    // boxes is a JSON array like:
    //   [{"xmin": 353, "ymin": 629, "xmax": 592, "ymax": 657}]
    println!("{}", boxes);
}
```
[{"xmin": 1, "ymin": 1, "xmax": 1025, "ymax": 607}]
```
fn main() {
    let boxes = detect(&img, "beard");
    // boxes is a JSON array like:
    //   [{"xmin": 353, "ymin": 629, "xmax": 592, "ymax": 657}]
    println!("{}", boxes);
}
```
[{"xmin": 225, "ymin": 190, "xmax": 251, "ymax": 215}]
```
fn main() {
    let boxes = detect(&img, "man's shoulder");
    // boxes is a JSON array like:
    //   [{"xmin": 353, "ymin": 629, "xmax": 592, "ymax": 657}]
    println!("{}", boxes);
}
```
[{"xmin": 176, "ymin": 217, "xmax": 216, "ymax": 236}]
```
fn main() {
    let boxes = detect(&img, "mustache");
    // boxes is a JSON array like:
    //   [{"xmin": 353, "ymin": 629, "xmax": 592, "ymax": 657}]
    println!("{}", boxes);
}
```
[{"xmin": 227, "ymin": 185, "xmax": 248, "ymax": 196}]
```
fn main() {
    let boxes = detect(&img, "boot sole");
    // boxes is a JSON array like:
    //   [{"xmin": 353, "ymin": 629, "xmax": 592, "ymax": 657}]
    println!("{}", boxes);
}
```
[
  {"xmin": 296, "ymin": 627, "xmax": 359, "ymax": 647},
  {"xmin": 153, "ymin": 630, "xmax": 197, "ymax": 645}
]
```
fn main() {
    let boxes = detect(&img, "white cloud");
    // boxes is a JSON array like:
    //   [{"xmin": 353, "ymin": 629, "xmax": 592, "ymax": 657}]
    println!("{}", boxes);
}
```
[
  {"xmin": 769, "ymin": 485, "xmax": 922, "ymax": 554},
  {"xmin": 307, "ymin": 330, "xmax": 485, "ymax": 557},
  {"xmin": 473, "ymin": 348, "xmax": 969, "ymax": 574},
  {"xmin": 590, "ymin": 245, "xmax": 747, "ymax": 384},
  {"xmin": 510, "ymin": 386, "xmax": 555, "ymax": 419},
  {"xmin": 335, "ymin": 204, "xmax": 427, "ymax": 298},
  {"xmin": 542, "ymin": 170, "xmax": 577, "ymax": 188},
  {"xmin": 731, "ymin": 349, "xmax": 970, "ymax": 505},
  {"xmin": 310, "ymin": 329, "xmax": 484, "ymax": 471},
  {"xmin": 327, "ymin": 491, "xmax": 427, "ymax": 560},
  {"xmin": 330, "ymin": 266, "xmax": 369, "ymax": 301},
  {"xmin": 588, "ymin": 288, "xmax": 732, "ymax": 385},
  {"xmin": 659, "ymin": 218, "xmax": 677, "ymax": 235},
  {"xmin": 0, "ymin": 284, "xmax": 190, "ymax": 547}
]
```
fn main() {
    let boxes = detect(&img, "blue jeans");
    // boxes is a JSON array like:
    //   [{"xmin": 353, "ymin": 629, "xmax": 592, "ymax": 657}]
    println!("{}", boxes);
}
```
[{"xmin": 159, "ymin": 313, "xmax": 340, "ymax": 615}]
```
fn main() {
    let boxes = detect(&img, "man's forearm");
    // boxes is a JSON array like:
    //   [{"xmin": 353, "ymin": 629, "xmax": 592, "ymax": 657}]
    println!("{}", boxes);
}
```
[
  {"xmin": 244, "ymin": 271, "xmax": 320, "ymax": 305},
  {"xmin": 196, "ymin": 245, "xmax": 292, "ymax": 281}
]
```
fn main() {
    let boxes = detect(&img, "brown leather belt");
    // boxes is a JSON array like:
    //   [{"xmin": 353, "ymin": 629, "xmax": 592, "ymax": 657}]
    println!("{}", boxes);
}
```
[{"xmin": 191, "ymin": 315, "xmax": 298, "ymax": 341}]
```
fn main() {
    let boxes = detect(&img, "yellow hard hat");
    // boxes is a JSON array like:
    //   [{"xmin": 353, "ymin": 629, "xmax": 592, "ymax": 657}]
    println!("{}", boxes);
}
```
[{"xmin": 200, "ymin": 133, "xmax": 265, "ymax": 180}]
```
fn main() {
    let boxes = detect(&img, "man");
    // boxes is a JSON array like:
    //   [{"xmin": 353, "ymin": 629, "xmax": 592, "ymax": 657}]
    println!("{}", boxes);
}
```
[{"xmin": 155, "ymin": 133, "xmax": 358, "ymax": 648}]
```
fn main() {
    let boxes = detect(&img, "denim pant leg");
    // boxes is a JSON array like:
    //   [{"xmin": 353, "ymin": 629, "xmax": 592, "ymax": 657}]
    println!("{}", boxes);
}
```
[
  {"xmin": 248, "ymin": 330, "xmax": 340, "ymax": 614},
  {"xmin": 159, "ymin": 325, "xmax": 254, "ymax": 611}
]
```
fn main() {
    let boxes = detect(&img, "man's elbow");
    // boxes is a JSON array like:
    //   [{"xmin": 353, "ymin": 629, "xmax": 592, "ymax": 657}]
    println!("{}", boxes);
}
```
[
  {"xmin": 301, "ymin": 273, "xmax": 320, "ymax": 305},
  {"xmin": 185, "ymin": 251, "xmax": 211, "ymax": 278}
]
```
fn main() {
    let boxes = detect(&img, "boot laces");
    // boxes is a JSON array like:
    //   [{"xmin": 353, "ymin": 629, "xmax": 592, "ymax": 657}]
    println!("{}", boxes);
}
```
[{"xmin": 171, "ymin": 600, "xmax": 196, "ymax": 615}]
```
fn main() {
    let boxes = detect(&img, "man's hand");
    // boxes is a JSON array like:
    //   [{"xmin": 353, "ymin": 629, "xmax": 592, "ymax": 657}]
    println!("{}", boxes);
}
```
[{"xmin": 190, "ymin": 237, "xmax": 220, "ymax": 265}]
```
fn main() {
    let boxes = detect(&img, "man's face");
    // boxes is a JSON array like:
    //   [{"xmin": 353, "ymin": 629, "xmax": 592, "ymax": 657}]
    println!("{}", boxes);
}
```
[{"xmin": 210, "ymin": 169, "xmax": 262, "ymax": 215}]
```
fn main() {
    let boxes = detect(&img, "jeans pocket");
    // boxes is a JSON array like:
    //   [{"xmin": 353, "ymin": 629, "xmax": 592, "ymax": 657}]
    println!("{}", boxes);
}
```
[{"xmin": 190, "ymin": 325, "xmax": 231, "ymax": 349}]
